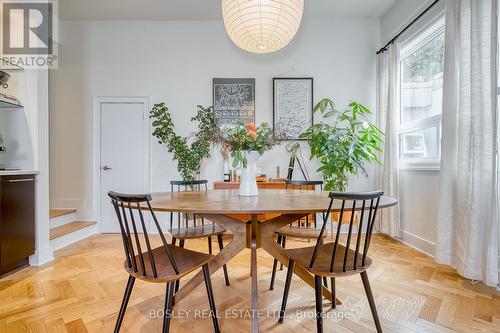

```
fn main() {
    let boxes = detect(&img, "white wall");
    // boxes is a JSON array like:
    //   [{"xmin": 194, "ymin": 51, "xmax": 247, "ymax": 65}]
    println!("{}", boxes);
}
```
[
  {"xmin": 49, "ymin": 19, "xmax": 381, "ymax": 220},
  {"xmin": 398, "ymin": 170, "xmax": 439, "ymax": 255},
  {"xmin": 380, "ymin": 0, "xmax": 445, "ymax": 256},
  {"xmin": 381, "ymin": 0, "xmax": 435, "ymax": 44}
]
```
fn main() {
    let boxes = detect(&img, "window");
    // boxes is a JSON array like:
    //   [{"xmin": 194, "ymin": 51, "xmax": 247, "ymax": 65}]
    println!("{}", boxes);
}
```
[{"xmin": 399, "ymin": 18, "xmax": 445, "ymax": 170}]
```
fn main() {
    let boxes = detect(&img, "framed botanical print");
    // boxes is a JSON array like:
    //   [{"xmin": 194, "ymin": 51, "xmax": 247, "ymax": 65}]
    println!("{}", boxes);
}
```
[{"xmin": 273, "ymin": 77, "xmax": 313, "ymax": 140}]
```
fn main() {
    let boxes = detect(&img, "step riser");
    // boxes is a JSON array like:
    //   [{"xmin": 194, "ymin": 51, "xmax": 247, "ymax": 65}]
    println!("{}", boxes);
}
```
[
  {"xmin": 50, "ymin": 224, "xmax": 98, "ymax": 251},
  {"xmin": 49, "ymin": 209, "xmax": 77, "ymax": 219},
  {"xmin": 50, "ymin": 213, "xmax": 77, "ymax": 229}
]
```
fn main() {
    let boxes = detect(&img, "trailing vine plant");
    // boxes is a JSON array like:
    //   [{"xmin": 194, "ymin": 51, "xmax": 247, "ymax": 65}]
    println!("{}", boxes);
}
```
[{"xmin": 150, "ymin": 103, "xmax": 218, "ymax": 181}]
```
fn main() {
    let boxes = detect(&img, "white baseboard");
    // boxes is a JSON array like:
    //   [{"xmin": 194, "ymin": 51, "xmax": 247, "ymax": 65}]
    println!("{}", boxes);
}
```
[
  {"xmin": 400, "ymin": 230, "xmax": 435, "ymax": 257},
  {"xmin": 29, "ymin": 246, "xmax": 54, "ymax": 266},
  {"xmin": 50, "ymin": 223, "xmax": 98, "ymax": 251}
]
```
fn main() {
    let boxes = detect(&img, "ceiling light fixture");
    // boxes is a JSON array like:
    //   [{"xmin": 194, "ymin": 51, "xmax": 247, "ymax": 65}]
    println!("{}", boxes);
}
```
[{"xmin": 222, "ymin": 0, "xmax": 304, "ymax": 54}]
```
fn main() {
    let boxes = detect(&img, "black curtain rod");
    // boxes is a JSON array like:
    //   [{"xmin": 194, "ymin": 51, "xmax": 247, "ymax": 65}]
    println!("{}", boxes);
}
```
[{"xmin": 376, "ymin": 0, "xmax": 441, "ymax": 54}]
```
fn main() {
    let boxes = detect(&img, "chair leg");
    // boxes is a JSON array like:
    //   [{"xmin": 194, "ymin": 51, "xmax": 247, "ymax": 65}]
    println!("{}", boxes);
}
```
[
  {"xmin": 175, "ymin": 240, "xmax": 185, "ymax": 293},
  {"xmin": 174, "ymin": 280, "xmax": 179, "ymax": 293},
  {"xmin": 270, "ymin": 235, "xmax": 282, "ymax": 290},
  {"xmin": 162, "ymin": 282, "xmax": 175, "ymax": 333},
  {"xmin": 322, "ymin": 277, "xmax": 328, "ymax": 288},
  {"xmin": 330, "ymin": 277, "xmax": 336, "ymax": 309},
  {"xmin": 361, "ymin": 271, "xmax": 382, "ymax": 333},
  {"xmin": 314, "ymin": 275, "xmax": 324, "ymax": 333},
  {"xmin": 280, "ymin": 236, "xmax": 287, "ymax": 271},
  {"xmin": 172, "ymin": 237, "xmax": 177, "ymax": 246},
  {"xmin": 202, "ymin": 264, "xmax": 221, "ymax": 333},
  {"xmin": 114, "ymin": 275, "xmax": 135, "ymax": 333},
  {"xmin": 217, "ymin": 234, "xmax": 230, "ymax": 286},
  {"xmin": 269, "ymin": 258, "xmax": 278, "ymax": 291},
  {"xmin": 278, "ymin": 259, "xmax": 295, "ymax": 324},
  {"xmin": 208, "ymin": 236, "xmax": 213, "ymax": 254}
]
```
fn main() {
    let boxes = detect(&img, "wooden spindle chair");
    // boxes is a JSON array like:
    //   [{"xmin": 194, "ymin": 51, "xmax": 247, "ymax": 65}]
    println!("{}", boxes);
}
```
[
  {"xmin": 108, "ymin": 191, "xmax": 220, "ymax": 333},
  {"xmin": 278, "ymin": 190, "xmax": 384, "ymax": 333},
  {"xmin": 169, "ymin": 180, "xmax": 230, "ymax": 292},
  {"xmin": 270, "ymin": 180, "xmax": 326, "ymax": 291}
]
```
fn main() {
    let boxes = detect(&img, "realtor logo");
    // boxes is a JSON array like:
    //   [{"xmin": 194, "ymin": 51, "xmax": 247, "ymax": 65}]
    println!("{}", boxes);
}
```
[{"xmin": 1, "ymin": 1, "xmax": 57, "ymax": 68}]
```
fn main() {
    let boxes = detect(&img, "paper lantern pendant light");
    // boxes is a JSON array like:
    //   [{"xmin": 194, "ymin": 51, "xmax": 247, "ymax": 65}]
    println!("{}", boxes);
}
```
[{"xmin": 222, "ymin": 0, "xmax": 304, "ymax": 54}]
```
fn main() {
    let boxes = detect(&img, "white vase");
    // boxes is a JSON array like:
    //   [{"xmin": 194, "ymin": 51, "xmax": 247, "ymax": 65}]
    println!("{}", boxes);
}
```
[{"xmin": 239, "ymin": 151, "xmax": 260, "ymax": 197}]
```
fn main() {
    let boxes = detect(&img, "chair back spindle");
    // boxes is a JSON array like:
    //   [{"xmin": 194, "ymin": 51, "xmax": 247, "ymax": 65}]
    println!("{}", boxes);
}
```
[
  {"xmin": 285, "ymin": 180, "xmax": 323, "ymax": 191},
  {"xmin": 309, "ymin": 191, "xmax": 383, "ymax": 273},
  {"xmin": 285, "ymin": 180, "xmax": 323, "ymax": 228},
  {"xmin": 108, "ymin": 191, "xmax": 180, "ymax": 278},
  {"xmin": 169, "ymin": 180, "xmax": 209, "ymax": 231}
]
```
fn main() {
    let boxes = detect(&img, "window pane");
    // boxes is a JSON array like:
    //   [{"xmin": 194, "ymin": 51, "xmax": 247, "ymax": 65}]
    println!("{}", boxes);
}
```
[
  {"xmin": 401, "ymin": 32, "xmax": 445, "ymax": 124},
  {"xmin": 399, "ymin": 124, "xmax": 441, "ymax": 159}
]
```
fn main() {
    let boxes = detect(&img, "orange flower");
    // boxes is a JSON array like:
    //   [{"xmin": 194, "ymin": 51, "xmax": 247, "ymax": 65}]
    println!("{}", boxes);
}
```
[
  {"xmin": 246, "ymin": 122, "xmax": 256, "ymax": 132},
  {"xmin": 248, "ymin": 130, "xmax": 257, "ymax": 140}
]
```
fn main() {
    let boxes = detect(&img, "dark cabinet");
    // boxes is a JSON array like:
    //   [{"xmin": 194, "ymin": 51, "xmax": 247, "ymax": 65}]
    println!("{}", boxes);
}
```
[{"xmin": 0, "ymin": 174, "xmax": 36, "ymax": 275}]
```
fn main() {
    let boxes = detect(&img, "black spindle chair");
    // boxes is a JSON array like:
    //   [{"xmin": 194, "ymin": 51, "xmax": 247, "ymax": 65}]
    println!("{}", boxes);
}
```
[
  {"xmin": 169, "ymin": 180, "xmax": 230, "ymax": 292},
  {"xmin": 108, "ymin": 191, "xmax": 220, "ymax": 333},
  {"xmin": 278, "ymin": 190, "xmax": 384, "ymax": 333},
  {"xmin": 270, "ymin": 180, "xmax": 326, "ymax": 291}
]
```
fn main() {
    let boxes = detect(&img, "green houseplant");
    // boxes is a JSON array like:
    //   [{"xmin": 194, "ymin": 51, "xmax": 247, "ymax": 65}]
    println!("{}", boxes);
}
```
[
  {"xmin": 150, "ymin": 103, "xmax": 218, "ymax": 181},
  {"xmin": 299, "ymin": 98, "xmax": 384, "ymax": 191}
]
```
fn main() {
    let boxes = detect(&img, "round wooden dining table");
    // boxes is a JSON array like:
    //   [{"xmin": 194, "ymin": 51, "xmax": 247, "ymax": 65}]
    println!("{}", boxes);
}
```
[{"xmin": 148, "ymin": 189, "xmax": 397, "ymax": 333}]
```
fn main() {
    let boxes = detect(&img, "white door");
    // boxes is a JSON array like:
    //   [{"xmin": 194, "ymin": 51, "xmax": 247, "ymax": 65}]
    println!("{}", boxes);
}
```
[{"xmin": 99, "ymin": 101, "xmax": 149, "ymax": 232}]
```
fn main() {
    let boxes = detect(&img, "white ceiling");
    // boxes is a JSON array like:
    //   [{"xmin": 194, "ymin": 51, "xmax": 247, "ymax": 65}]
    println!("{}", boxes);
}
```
[{"xmin": 60, "ymin": 0, "xmax": 398, "ymax": 21}]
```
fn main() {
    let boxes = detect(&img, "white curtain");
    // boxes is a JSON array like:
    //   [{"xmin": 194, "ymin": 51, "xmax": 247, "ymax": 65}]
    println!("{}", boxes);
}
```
[
  {"xmin": 436, "ymin": 0, "xmax": 499, "ymax": 286},
  {"xmin": 376, "ymin": 43, "xmax": 401, "ymax": 238}
]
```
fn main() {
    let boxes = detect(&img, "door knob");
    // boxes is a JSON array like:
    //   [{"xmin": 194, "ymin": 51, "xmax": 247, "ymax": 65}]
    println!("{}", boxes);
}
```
[{"xmin": 102, "ymin": 165, "xmax": 112, "ymax": 171}]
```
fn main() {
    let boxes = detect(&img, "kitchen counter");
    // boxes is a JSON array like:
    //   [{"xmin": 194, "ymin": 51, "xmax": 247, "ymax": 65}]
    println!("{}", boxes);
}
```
[{"xmin": 0, "ymin": 170, "xmax": 39, "ymax": 176}]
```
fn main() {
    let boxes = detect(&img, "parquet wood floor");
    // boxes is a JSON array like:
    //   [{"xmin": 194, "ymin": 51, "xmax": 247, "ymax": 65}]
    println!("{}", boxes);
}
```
[{"xmin": 0, "ymin": 234, "xmax": 499, "ymax": 332}]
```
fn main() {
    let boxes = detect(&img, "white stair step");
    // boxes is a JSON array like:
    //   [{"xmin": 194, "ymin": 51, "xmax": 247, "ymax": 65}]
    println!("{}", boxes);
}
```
[
  {"xmin": 50, "ymin": 211, "xmax": 77, "ymax": 228},
  {"xmin": 49, "ymin": 221, "xmax": 97, "ymax": 251}
]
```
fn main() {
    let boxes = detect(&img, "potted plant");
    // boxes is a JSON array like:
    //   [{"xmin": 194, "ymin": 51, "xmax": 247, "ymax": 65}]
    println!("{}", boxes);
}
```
[
  {"xmin": 150, "ymin": 103, "xmax": 219, "ymax": 181},
  {"xmin": 300, "ymin": 98, "xmax": 384, "ymax": 191},
  {"xmin": 221, "ymin": 121, "xmax": 276, "ymax": 196}
]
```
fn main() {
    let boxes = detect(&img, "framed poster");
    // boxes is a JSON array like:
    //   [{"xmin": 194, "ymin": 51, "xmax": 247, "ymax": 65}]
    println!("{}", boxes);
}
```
[
  {"xmin": 213, "ymin": 78, "xmax": 255, "ymax": 126},
  {"xmin": 273, "ymin": 77, "xmax": 313, "ymax": 140}
]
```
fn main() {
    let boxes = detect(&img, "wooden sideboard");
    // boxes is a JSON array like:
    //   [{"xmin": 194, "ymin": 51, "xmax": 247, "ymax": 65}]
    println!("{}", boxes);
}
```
[{"xmin": 213, "ymin": 181, "xmax": 314, "ymax": 190}]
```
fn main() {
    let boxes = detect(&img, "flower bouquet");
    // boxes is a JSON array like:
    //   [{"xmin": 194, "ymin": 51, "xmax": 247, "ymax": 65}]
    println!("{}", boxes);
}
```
[{"xmin": 221, "ymin": 121, "xmax": 276, "ymax": 196}]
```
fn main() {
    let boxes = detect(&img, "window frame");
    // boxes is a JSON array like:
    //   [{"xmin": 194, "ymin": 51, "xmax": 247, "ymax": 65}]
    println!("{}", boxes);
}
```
[{"xmin": 398, "ymin": 17, "xmax": 446, "ymax": 171}]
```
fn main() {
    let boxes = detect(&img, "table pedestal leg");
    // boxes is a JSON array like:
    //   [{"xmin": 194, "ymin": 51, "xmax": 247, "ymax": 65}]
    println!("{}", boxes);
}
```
[
  {"xmin": 173, "ymin": 214, "xmax": 246, "ymax": 305},
  {"xmin": 173, "ymin": 212, "xmax": 339, "ymax": 333},
  {"xmin": 249, "ymin": 215, "xmax": 259, "ymax": 333},
  {"xmin": 260, "ymin": 214, "xmax": 340, "ymax": 305}
]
